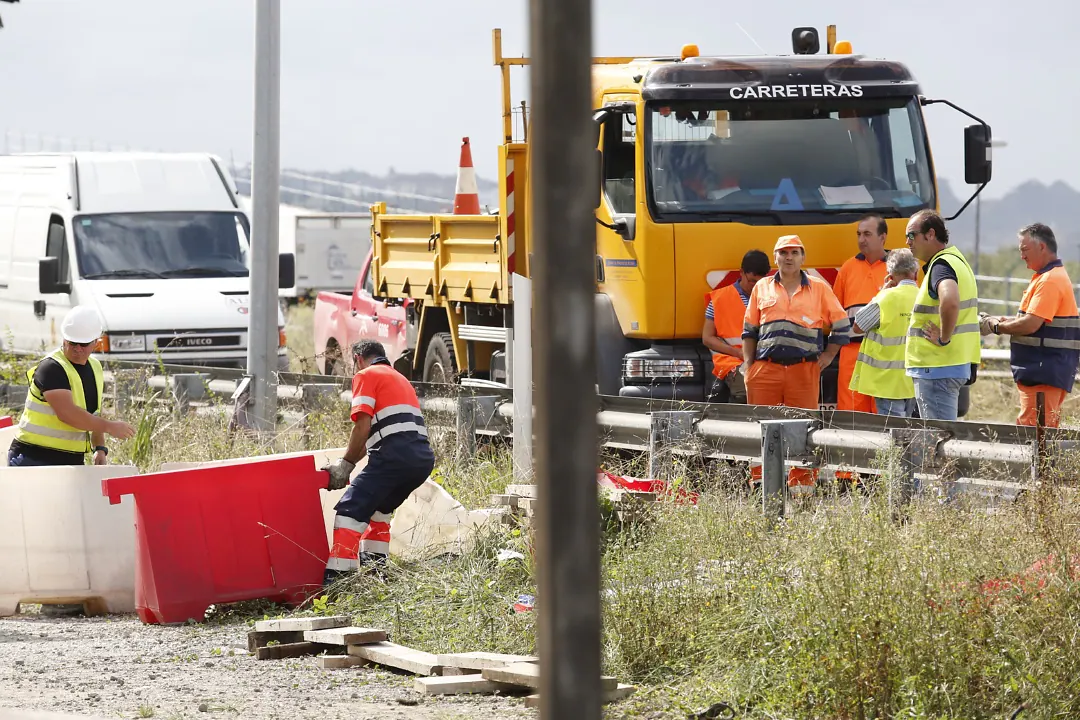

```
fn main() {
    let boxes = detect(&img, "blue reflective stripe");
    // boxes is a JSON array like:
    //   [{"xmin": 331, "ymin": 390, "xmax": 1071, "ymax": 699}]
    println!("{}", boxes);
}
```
[{"xmin": 1011, "ymin": 312, "xmax": 1080, "ymax": 392}]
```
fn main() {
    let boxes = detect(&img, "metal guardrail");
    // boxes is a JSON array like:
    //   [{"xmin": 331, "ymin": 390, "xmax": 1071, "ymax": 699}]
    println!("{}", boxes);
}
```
[{"xmin": 0, "ymin": 356, "xmax": 1055, "ymax": 491}]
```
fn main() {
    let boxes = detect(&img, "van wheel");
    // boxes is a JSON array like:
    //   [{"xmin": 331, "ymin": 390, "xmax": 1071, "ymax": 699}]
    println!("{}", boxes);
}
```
[{"xmin": 423, "ymin": 333, "xmax": 457, "ymax": 384}]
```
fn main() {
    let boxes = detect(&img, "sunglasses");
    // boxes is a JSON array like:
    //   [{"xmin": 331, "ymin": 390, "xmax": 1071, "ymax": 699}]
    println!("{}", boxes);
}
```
[
  {"xmin": 67, "ymin": 340, "xmax": 95, "ymax": 348},
  {"xmin": 905, "ymin": 231, "xmax": 924, "ymax": 242}
]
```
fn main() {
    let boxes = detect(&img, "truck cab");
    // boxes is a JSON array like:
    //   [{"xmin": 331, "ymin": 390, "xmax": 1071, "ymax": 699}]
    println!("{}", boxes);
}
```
[{"xmin": 367, "ymin": 26, "xmax": 991, "ymax": 411}]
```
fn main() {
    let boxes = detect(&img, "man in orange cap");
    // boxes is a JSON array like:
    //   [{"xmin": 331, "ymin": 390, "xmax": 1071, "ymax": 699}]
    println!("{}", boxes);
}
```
[{"xmin": 742, "ymin": 234, "xmax": 850, "ymax": 491}]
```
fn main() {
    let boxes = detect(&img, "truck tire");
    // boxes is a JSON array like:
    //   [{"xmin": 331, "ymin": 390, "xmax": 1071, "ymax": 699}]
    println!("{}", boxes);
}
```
[
  {"xmin": 323, "ymin": 341, "xmax": 344, "ymax": 376},
  {"xmin": 423, "ymin": 332, "xmax": 457, "ymax": 384}
]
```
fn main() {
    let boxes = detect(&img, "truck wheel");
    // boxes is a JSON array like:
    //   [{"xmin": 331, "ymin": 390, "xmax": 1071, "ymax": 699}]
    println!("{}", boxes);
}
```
[
  {"xmin": 323, "ymin": 342, "xmax": 343, "ymax": 376},
  {"xmin": 423, "ymin": 333, "xmax": 457, "ymax": 384}
]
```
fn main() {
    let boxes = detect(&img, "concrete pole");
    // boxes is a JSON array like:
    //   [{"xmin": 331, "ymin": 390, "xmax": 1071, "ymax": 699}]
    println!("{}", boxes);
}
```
[
  {"xmin": 530, "ymin": 0, "xmax": 601, "ymax": 715},
  {"xmin": 512, "ymin": 272, "xmax": 533, "ymax": 481},
  {"xmin": 247, "ymin": 0, "xmax": 281, "ymax": 431}
]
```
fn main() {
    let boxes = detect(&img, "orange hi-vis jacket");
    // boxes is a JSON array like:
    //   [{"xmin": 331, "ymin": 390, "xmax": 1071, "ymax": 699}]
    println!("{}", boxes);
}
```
[
  {"xmin": 834, "ymin": 253, "xmax": 890, "ymax": 341},
  {"xmin": 350, "ymin": 362, "xmax": 429, "ymax": 453},
  {"xmin": 743, "ymin": 271, "xmax": 851, "ymax": 360},
  {"xmin": 707, "ymin": 284, "xmax": 751, "ymax": 378}
]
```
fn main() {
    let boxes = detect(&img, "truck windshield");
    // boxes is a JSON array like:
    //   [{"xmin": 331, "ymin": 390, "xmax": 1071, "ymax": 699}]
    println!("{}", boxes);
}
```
[
  {"xmin": 646, "ymin": 96, "xmax": 934, "ymax": 223},
  {"xmin": 74, "ymin": 212, "xmax": 251, "ymax": 279}
]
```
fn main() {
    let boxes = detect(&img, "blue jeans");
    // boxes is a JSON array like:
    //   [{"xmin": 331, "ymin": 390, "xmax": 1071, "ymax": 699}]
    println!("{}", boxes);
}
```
[
  {"xmin": 913, "ymin": 377, "xmax": 966, "ymax": 421},
  {"xmin": 876, "ymin": 397, "xmax": 915, "ymax": 417}
]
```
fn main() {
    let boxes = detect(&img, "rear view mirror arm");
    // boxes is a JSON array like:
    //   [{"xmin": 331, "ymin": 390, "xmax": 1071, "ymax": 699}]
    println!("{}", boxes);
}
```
[{"xmin": 920, "ymin": 97, "xmax": 991, "ymax": 221}]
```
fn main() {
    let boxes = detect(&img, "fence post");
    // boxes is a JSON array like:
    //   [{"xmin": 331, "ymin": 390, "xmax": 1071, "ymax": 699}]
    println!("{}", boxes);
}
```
[
  {"xmin": 647, "ymin": 410, "xmax": 697, "ymax": 479},
  {"xmin": 169, "ymin": 373, "xmax": 210, "ymax": 415},
  {"xmin": 456, "ymin": 395, "xmax": 479, "ymax": 459},
  {"xmin": 759, "ymin": 419, "xmax": 812, "ymax": 518}
]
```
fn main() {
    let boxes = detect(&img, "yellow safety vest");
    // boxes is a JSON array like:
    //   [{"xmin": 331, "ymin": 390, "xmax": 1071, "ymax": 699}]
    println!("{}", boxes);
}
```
[
  {"xmin": 15, "ymin": 349, "xmax": 104, "ymax": 454},
  {"xmin": 906, "ymin": 246, "xmax": 981, "ymax": 369},
  {"xmin": 850, "ymin": 283, "xmax": 918, "ymax": 399}
]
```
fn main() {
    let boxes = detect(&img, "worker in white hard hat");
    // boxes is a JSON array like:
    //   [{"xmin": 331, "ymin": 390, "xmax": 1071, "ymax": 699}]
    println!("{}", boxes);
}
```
[{"xmin": 8, "ymin": 306, "xmax": 136, "ymax": 468}]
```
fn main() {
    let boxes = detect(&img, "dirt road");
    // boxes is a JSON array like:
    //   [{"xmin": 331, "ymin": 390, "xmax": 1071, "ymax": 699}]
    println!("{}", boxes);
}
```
[{"xmin": 0, "ymin": 614, "xmax": 534, "ymax": 720}]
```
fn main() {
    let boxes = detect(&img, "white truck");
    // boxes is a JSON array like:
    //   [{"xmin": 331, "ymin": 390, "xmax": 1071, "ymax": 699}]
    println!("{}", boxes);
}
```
[
  {"xmin": 238, "ymin": 196, "xmax": 370, "ymax": 302},
  {"xmin": 0, "ymin": 152, "xmax": 294, "ymax": 370}
]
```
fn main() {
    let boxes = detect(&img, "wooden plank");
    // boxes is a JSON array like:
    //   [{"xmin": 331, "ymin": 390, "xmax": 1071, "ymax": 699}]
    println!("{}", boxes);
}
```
[
  {"xmin": 254, "ymin": 615, "xmax": 350, "ymax": 632},
  {"xmin": 318, "ymin": 655, "xmax": 368, "ymax": 669},
  {"xmin": 247, "ymin": 630, "xmax": 304, "ymax": 653},
  {"xmin": 413, "ymin": 674, "xmax": 518, "ymax": 696},
  {"xmin": 436, "ymin": 651, "xmax": 538, "ymax": 671},
  {"xmin": 303, "ymin": 626, "xmax": 387, "ymax": 646},
  {"xmin": 524, "ymin": 683, "xmax": 636, "ymax": 708},
  {"xmin": 347, "ymin": 642, "xmax": 442, "ymax": 676},
  {"xmin": 256, "ymin": 642, "xmax": 321, "ymax": 661},
  {"xmin": 504, "ymin": 484, "xmax": 537, "ymax": 498},
  {"xmin": 482, "ymin": 663, "xmax": 617, "ymax": 691}
]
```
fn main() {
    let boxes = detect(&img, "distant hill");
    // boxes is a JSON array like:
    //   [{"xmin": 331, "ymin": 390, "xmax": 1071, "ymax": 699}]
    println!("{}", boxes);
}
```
[
  {"xmin": 939, "ymin": 179, "xmax": 1079, "ymax": 258},
  {"xmin": 240, "ymin": 164, "xmax": 1077, "ymax": 258}
]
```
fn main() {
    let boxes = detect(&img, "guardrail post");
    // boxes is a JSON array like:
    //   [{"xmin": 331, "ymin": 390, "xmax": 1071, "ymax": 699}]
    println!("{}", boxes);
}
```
[
  {"xmin": 113, "ymin": 371, "xmax": 139, "ymax": 415},
  {"xmin": 759, "ymin": 420, "xmax": 812, "ymax": 518},
  {"xmin": 647, "ymin": 411, "xmax": 697, "ymax": 479},
  {"xmin": 229, "ymin": 376, "xmax": 255, "ymax": 433},
  {"xmin": 889, "ymin": 428, "xmax": 942, "ymax": 510},
  {"xmin": 0, "ymin": 382, "xmax": 27, "ymax": 410},
  {"xmin": 456, "ymin": 395, "xmax": 479, "ymax": 458},
  {"xmin": 169, "ymin": 373, "xmax": 210, "ymax": 416}
]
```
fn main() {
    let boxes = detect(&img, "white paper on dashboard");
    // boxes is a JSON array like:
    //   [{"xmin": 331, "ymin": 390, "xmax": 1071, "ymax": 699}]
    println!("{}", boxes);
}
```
[{"xmin": 819, "ymin": 185, "xmax": 874, "ymax": 206}]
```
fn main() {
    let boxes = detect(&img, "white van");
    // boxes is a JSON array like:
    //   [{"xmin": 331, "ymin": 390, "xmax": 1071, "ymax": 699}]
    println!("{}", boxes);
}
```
[{"xmin": 0, "ymin": 152, "xmax": 293, "ymax": 370}]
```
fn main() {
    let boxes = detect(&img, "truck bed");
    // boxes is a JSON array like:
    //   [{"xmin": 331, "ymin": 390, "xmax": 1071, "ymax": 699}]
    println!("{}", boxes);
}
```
[{"xmin": 372, "ymin": 201, "xmax": 512, "ymax": 307}]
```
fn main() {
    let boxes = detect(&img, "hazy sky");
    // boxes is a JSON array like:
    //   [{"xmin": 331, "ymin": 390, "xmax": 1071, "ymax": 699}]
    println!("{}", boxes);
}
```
[{"xmin": 0, "ymin": 0, "xmax": 1074, "ymax": 200}]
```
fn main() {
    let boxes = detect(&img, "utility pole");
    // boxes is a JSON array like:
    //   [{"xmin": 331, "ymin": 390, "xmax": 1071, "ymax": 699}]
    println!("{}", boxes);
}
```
[
  {"xmin": 247, "ymin": 0, "xmax": 281, "ymax": 431},
  {"xmin": 531, "ymin": 0, "xmax": 602, "ymax": 717}
]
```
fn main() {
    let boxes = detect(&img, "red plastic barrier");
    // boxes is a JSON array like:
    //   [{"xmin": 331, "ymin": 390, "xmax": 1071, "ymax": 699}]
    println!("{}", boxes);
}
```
[
  {"xmin": 102, "ymin": 455, "xmax": 330, "ymax": 624},
  {"xmin": 0, "ymin": 416, "xmax": 13, "ymax": 429}
]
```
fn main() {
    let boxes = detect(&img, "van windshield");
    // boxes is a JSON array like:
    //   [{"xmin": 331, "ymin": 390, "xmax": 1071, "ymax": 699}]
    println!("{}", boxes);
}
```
[
  {"xmin": 74, "ymin": 212, "xmax": 250, "ymax": 279},
  {"xmin": 646, "ymin": 96, "xmax": 935, "ymax": 224}
]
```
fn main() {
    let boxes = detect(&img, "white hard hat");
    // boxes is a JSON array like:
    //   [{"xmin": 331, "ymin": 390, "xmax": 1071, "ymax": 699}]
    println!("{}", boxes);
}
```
[{"xmin": 61, "ymin": 306, "xmax": 103, "ymax": 344}]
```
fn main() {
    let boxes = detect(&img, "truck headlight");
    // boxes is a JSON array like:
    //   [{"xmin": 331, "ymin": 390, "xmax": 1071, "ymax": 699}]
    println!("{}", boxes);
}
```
[
  {"xmin": 622, "ymin": 358, "xmax": 698, "ymax": 381},
  {"xmin": 106, "ymin": 334, "xmax": 146, "ymax": 352}
]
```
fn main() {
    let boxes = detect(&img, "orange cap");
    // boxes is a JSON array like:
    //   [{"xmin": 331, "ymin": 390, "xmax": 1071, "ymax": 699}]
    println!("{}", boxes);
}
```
[{"xmin": 774, "ymin": 235, "xmax": 804, "ymax": 252}]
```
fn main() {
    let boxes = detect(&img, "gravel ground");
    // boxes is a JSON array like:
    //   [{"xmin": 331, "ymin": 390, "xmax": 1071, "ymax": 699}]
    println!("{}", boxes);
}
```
[{"xmin": 0, "ymin": 613, "xmax": 536, "ymax": 720}]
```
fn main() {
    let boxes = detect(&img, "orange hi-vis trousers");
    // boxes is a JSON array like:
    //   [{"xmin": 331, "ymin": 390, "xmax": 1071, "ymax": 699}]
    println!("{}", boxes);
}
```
[
  {"xmin": 835, "ymin": 343, "xmax": 875, "ymax": 484},
  {"xmin": 1017, "ymin": 384, "xmax": 1067, "ymax": 428},
  {"xmin": 837, "ymin": 342, "xmax": 876, "ymax": 413},
  {"xmin": 326, "ymin": 511, "xmax": 392, "ymax": 573},
  {"xmin": 746, "ymin": 359, "xmax": 820, "ymax": 488}
]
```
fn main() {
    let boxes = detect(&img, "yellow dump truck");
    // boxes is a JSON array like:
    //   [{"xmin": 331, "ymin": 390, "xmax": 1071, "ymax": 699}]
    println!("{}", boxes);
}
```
[{"xmin": 369, "ymin": 25, "xmax": 992, "ymax": 405}]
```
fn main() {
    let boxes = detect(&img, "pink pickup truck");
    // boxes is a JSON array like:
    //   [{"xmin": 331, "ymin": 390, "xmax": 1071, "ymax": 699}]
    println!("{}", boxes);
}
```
[{"xmin": 313, "ymin": 249, "xmax": 412, "ymax": 376}]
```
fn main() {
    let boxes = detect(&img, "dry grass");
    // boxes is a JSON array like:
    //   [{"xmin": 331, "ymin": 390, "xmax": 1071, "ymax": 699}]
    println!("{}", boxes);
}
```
[{"xmin": 5, "ymin": 306, "xmax": 1078, "ymax": 718}]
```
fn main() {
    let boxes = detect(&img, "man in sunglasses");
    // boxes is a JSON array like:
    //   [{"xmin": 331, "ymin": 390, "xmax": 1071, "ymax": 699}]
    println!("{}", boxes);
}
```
[
  {"xmin": 8, "ymin": 305, "xmax": 136, "ymax": 468},
  {"xmin": 904, "ymin": 210, "xmax": 981, "ymax": 420}
]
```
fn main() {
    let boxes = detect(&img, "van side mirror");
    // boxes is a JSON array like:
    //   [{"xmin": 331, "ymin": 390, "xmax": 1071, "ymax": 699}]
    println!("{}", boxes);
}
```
[
  {"xmin": 278, "ymin": 252, "xmax": 295, "ymax": 289},
  {"xmin": 39, "ymin": 257, "xmax": 70, "ymax": 294},
  {"xmin": 964, "ymin": 123, "xmax": 992, "ymax": 185}
]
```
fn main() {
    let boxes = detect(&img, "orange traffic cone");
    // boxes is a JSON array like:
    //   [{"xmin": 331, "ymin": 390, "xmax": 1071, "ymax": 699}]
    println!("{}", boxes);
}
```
[{"xmin": 453, "ymin": 137, "xmax": 481, "ymax": 215}]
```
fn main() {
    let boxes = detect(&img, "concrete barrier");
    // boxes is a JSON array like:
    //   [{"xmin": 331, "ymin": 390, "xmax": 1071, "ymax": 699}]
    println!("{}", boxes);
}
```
[{"xmin": 0, "ymin": 464, "xmax": 140, "ymax": 616}]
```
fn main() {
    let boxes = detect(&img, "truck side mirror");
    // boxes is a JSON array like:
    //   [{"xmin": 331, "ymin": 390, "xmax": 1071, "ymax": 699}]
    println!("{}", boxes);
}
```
[
  {"xmin": 278, "ymin": 252, "xmax": 295, "ymax": 289},
  {"xmin": 964, "ymin": 123, "xmax": 992, "ymax": 185},
  {"xmin": 39, "ymin": 257, "xmax": 70, "ymax": 294}
]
